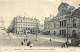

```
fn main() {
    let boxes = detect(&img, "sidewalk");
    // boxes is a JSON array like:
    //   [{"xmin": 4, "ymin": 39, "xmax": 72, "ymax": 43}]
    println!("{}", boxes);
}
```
[
  {"xmin": 38, "ymin": 34, "xmax": 71, "ymax": 43},
  {"xmin": 0, "ymin": 33, "xmax": 71, "ymax": 47}
]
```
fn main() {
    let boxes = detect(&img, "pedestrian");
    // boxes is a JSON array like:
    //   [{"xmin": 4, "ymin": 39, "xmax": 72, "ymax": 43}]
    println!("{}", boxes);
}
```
[
  {"xmin": 62, "ymin": 41, "xmax": 69, "ymax": 48},
  {"xmin": 27, "ymin": 41, "xmax": 31, "ymax": 46},
  {"xmin": 21, "ymin": 41, "xmax": 23, "ymax": 46},
  {"xmin": 65, "ymin": 41, "xmax": 69, "ymax": 48},
  {"xmin": 50, "ymin": 39, "xmax": 52, "ymax": 42},
  {"xmin": 24, "ymin": 39, "xmax": 25, "ymax": 42},
  {"xmin": 62, "ymin": 43, "xmax": 66, "ymax": 48}
]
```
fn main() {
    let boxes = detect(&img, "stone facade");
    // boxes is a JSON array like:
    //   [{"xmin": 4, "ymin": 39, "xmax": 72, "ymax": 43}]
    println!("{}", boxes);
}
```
[
  {"xmin": 44, "ymin": 2, "xmax": 80, "ymax": 37},
  {"xmin": 9, "ymin": 16, "xmax": 40, "ymax": 34}
]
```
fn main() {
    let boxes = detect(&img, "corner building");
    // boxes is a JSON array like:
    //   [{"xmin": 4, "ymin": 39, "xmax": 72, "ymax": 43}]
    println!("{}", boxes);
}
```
[{"xmin": 9, "ymin": 16, "xmax": 40, "ymax": 34}]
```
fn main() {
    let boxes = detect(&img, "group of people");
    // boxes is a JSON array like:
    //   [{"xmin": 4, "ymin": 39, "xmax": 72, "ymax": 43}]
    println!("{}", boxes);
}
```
[
  {"xmin": 21, "ymin": 38, "xmax": 27, "ymax": 46},
  {"xmin": 62, "ymin": 41, "xmax": 70, "ymax": 48},
  {"xmin": 21, "ymin": 36, "xmax": 33, "ymax": 47}
]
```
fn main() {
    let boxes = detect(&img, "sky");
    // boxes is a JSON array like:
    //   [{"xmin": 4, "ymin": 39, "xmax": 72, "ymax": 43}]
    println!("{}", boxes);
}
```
[{"xmin": 0, "ymin": 0, "xmax": 80, "ymax": 28}]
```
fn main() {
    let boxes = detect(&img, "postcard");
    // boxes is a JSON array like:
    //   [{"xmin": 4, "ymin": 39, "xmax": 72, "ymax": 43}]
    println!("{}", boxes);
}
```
[{"xmin": 0, "ymin": 0, "xmax": 80, "ymax": 52}]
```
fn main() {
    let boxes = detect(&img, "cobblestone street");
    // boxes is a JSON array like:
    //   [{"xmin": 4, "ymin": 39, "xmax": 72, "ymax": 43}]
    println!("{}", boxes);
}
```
[{"xmin": 0, "ymin": 32, "xmax": 72, "ymax": 48}]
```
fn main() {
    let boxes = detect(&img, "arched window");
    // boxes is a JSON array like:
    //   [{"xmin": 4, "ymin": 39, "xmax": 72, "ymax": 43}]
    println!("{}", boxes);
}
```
[{"xmin": 73, "ymin": 19, "xmax": 76, "ymax": 27}]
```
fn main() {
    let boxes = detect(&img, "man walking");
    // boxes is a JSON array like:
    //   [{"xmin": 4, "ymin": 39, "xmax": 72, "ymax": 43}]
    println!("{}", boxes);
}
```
[
  {"xmin": 21, "ymin": 41, "xmax": 23, "ymax": 46},
  {"xmin": 24, "ymin": 39, "xmax": 25, "ymax": 42}
]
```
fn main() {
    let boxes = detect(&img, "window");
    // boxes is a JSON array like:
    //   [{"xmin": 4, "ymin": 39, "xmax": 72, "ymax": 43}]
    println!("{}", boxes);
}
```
[
  {"xmin": 60, "ymin": 21, "xmax": 61, "ymax": 27},
  {"xmin": 60, "ymin": 30, "xmax": 61, "ymax": 35},
  {"xmin": 62, "ymin": 30, "xmax": 63, "ymax": 36},
  {"xmin": 62, "ymin": 21, "xmax": 63, "ymax": 27},
  {"xmin": 64, "ymin": 20, "xmax": 66, "ymax": 27},
  {"xmin": 73, "ymin": 19, "xmax": 76, "ymax": 27},
  {"xmin": 64, "ymin": 29, "xmax": 66, "ymax": 36},
  {"xmin": 62, "ymin": 9, "xmax": 66, "ymax": 15}
]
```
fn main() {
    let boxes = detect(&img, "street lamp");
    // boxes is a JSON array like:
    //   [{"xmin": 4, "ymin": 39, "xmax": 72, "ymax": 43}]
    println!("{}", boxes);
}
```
[
  {"xmin": 67, "ymin": 24, "xmax": 68, "ymax": 44},
  {"xmin": 35, "ymin": 25, "xmax": 38, "ymax": 41},
  {"xmin": 66, "ymin": 19, "xmax": 69, "ymax": 48},
  {"xmin": 35, "ymin": 19, "xmax": 39, "ymax": 41}
]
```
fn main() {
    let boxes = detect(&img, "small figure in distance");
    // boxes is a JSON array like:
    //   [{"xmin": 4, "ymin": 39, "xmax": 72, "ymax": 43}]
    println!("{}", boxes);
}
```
[
  {"xmin": 21, "ymin": 41, "xmax": 23, "ymax": 46},
  {"xmin": 27, "ymin": 41, "xmax": 31, "ymax": 46},
  {"xmin": 50, "ymin": 39, "xmax": 51, "ymax": 42}
]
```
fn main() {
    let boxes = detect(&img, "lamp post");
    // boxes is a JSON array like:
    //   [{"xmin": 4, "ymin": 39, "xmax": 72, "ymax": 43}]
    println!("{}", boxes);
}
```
[
  {"xmin": 36, "ymin": 24, "xmax": 38, "ymax": 41},
  {"xmin": 67, "ymin": 24, "xmax": 68, "ymax": 43},
  {"xmin": 66, "ymin": 19, "xmax": 69, "ymax": 48},
  {"xmin": 35, "ymin": 18, "xmax": 39, "ymax": 41}
]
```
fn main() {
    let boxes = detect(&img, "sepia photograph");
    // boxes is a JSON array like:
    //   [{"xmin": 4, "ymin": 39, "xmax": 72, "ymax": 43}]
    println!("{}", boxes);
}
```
[{"xmin": 0, "ymin": 0, "xmax": 80, "ymax": 52}]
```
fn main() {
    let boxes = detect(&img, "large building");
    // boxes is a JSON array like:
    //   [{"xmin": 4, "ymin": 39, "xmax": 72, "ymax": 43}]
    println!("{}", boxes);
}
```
[
  {"xmin": 44, "ymin": 2, "xmax": 80, "ymax": 37},
  {"xmin": 9, "ymin": 16, "xmax": 40, "ymax": 34}
]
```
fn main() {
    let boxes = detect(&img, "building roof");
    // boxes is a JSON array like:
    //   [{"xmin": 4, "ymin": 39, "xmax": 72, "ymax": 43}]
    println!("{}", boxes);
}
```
[{"xmin": 72, "ymin": 7, "xmax": 80, "ymax": 18}]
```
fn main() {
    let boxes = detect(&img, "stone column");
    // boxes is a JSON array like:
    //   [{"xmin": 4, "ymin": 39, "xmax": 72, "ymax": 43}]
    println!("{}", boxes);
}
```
[{"xmin": 61, "ymin": 21, "xmax": 62, "ymax": 27}]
